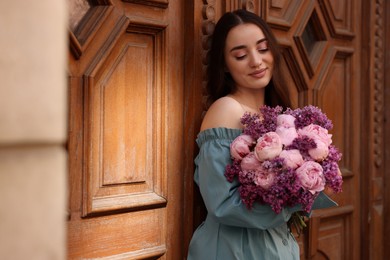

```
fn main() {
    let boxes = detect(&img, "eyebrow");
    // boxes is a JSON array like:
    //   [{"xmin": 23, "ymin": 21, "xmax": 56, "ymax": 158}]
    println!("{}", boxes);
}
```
[{"xmin": 229, "ymin": 38, "xmax": 268, "ymax": 52}]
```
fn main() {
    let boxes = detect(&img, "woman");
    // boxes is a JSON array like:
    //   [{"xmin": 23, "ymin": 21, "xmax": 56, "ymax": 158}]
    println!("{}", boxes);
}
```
[{"xmin": 187, "ymin": 10, "xmax": 336, "ymax": 260}]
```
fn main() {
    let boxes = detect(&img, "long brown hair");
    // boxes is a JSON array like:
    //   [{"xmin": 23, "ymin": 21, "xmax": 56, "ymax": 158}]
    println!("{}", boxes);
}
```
[{"xmin": 206, "ymin": 9, "xmax": 291, "ymax": 108}]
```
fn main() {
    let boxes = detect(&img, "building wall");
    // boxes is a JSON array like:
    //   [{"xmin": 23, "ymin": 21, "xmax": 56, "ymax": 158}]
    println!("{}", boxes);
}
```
[{"xmin": 0, "ymin": 1, "xmax": 67, "ymax": 259}]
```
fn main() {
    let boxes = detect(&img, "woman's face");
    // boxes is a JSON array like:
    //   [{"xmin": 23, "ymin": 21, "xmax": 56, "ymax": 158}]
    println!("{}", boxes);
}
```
[{"xmin": 224, "ymin": 23, "xmax": 274, "ymax": 92}]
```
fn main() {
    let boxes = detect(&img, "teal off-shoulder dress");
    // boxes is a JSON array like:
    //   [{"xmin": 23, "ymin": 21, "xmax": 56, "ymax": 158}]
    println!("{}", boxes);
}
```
[{"xmin": 187, "ymin": 128, "xmax": 337, "ymax": 260}]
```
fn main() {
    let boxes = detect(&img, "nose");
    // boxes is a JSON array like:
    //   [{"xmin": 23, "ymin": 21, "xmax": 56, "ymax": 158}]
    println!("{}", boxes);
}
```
[{"xmin": 249, "ymin": 51, "xmax": 262, "ymax": 68}]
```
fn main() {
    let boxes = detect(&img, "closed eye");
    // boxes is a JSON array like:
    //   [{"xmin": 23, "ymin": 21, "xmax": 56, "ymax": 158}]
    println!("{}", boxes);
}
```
[
  {"xmin": 257, "ymin": 41, "xmax": 269, "ymax": 53},
  {"xmin": 235, "ymin": 55, "xmax": 247, "ymax": 60}
]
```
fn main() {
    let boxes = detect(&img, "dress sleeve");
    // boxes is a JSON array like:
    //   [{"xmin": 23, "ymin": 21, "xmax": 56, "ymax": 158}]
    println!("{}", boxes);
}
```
[{"xmin": 194, "ymin": 128, "xmax": 300, "ymax": 230}]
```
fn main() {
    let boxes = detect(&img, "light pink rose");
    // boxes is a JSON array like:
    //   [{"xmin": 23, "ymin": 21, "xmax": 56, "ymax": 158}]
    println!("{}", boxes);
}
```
[
  {"xmin": 276, "ymin": 126, "xmax": 298, "ymax": 146},
  {"xmin": 230, "ymin": 134, "xmax": 255, "ymax": 160},
  {"xmin": 298, "ymin": 124, "xmax": 332, "ymax": 146},
  {"xmin": 277, "ymin": 114, "xmax": 296, "ymax": 128},
  {"xmin": 308, "ymin": 140, "xmax": 329, "ymax": 161},
  {"xmin": 241, "ymin": 152, "xmax": 262, "ymax": 171},
  {"xmin": 296, "ymin": 161, "xmax": 325, "ymax": 194},
  {"xmin": 253, "ymin": 168, "xmax": 275, "ymax": 190},
  {"xmin": 254, "ymin": 132, "xmax": 283, "ymax": 161},
  {"xmin": 279, "ymin": 149, "xmax": 304, "ymax": 169}
]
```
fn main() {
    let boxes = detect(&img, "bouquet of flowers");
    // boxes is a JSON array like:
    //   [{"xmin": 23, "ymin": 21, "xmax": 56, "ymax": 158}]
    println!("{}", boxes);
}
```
[{"xmin": 225, "ymin": 105, "xmax": 343, "ymax": 216}]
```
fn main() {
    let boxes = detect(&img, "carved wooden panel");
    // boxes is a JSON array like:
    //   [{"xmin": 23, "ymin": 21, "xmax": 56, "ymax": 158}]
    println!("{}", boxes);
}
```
[
  {"xmin": 319, "ymin": 0, "xmax": 354, "ymax": 39},
  {"xmin": 68, "ymin": 209, "xmax": 166, "ymax": 258},
  {"xmin": 308, "ymin": 206, "xmax": 353, "ymax": 259},
  {"xmin": 82, "ymin": 21, "xmax": 167, "ymax": 217}
]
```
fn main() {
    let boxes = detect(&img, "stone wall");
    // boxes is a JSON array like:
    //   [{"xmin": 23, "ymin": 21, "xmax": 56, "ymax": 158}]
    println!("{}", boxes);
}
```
[{"xmin": 0, "ymin": 1, "xmax": 67, "ymax": 259}]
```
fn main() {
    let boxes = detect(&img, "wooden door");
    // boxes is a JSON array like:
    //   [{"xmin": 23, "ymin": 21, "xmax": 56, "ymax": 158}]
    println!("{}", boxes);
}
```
[
  {"xmin": 185, "ymin": 1, "xmax": 363, "ymax": 259},
  {"xmin": 268, "ymin": 1, "xmax": 361, "ymax": 258},
  {"xmin": 67, "ymin": 0, "xmax": 184, "ymax": 258}
]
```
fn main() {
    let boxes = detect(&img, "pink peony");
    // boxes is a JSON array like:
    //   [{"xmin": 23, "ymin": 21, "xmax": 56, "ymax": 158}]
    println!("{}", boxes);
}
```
[
  {"xmin": 276, "ymin": 126, "xmax": 298, "ymax": 146},
  {"xmin": 241, "ymin": 152, "xmax": 262, "ymax": 171},
  {"xmin": 298, "ymin": 124, "xmax": 332, "ymax": 146},
  {"xmin": 276, "ymin": 114, "xmax": 296, "ymax": 128},
  {"xmin": 254, "ymin": 132, "xmax": 283, "ymax": 161},
  {"xmin": 279, "ymin": 149, "xmax": 304, "ymax": 169},
  {"xmin": 253, "ymin": 168, "xmax": 275, "ymax": 190},
  {"xmin": 296, "ymin": 161, "xmax": 325, "ymax": 194},
  {"xmin": 230, "ymin": 134, "xmax": 255, "ymax": 160},
  {"xmin": 308, "ymin": 140, "xmax": 329, "ymax": 161}
]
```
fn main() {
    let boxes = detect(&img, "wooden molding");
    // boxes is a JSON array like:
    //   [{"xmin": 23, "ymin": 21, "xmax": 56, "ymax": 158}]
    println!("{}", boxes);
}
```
[{"xmin": 122, "ymin": 0, "xmax": 168, "ymax": 8}]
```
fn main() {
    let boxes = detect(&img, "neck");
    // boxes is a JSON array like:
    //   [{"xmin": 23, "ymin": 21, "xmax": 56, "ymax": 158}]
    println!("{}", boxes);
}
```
[{"xmin": 230, "ymin": 88, "xmax": 265, "ymax": 112}]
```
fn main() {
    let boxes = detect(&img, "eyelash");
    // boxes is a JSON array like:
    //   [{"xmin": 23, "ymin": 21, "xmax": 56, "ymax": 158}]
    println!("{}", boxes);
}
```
[{"xmin": 235, "ymin": 47, "xmax": 269, "ymax": 60}]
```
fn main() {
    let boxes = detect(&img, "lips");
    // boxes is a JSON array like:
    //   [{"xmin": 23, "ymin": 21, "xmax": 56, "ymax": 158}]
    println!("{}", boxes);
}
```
[{"xmin": 249, "ymin": 68, "xmax": 267, "ymax": 78}]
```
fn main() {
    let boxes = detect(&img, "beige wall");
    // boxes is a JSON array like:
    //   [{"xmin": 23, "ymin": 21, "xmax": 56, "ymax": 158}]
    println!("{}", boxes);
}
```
[{"xmin": 0, "ymin": 1, "xmax": 67, "ymax": 259}]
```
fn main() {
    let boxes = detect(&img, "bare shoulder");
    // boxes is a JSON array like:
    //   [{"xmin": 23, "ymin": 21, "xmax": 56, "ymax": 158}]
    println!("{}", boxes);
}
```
[{"xmin": 200, "ymin": 96, "xmax": 244, "ymax": 131}]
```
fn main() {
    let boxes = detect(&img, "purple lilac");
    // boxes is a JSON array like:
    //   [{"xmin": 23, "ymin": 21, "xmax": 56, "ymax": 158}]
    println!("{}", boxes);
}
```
[
  {"xmin": 287, "ymin": 136, "xmax": 317, "ymax": 160},
  {"xmin": 225, "ymin": 160, "xmax": 241, "ymax": 182},
  {"xmin": 295, "ymin": 190, "xmax": 317, "ymax": 212},
  {"xmin": 321, "ymin": 161, "xmax": 343, "ymax": 192},
  {"xmin": 321, "ymin": 145, "xmax": 343, "ymax": 192},
  {"xmin": 259, "ymin": 106, "xmax": 283, "ymax": 132},
  {"xmin": 263, "ymin": 169, "xmax": 297, "ymax": 213},
  {"xmin": 327, "ymin": 145, "xmax": 342, "ymax": 162},
  {"xmin": 291, "ymin": 105, "xmax": 333, "ymax": 130},
  {"xmin": 239, "ymin": 184, "xmax": 263, "ymax": 210},
  {"xmin": 241, "ymin": 106, "xmax": 282, "ymax": 139},
  {"xmin": 238, "ymin": 170, "xmax": 257, "ymax": 186},
  {"xmin": 263, "ymin": 157, "xmax": 284, "ymax": 170},
  {"xmin": 241, "ymin": 113, "xmax": 267, "ymax": 140}
]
